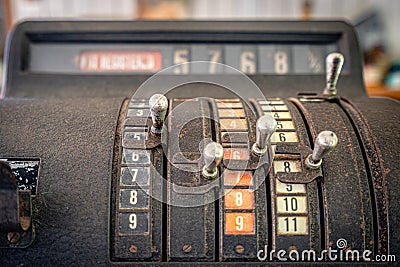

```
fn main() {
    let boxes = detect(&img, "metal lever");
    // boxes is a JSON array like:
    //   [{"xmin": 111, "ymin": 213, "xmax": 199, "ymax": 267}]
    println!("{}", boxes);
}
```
[
  {"xmin": 323, "ymin": 53, "xmax": 344, "ymax": 96},
  {"xmin": 202, "ymin": 142, "xmax": 223, "ymax": 179},
  {"xmin": 149, "ymin": 94, "xmax": 168, "ymax": 134},
  {"xmin": 305, "ymin": 131, "xmax": 338, "ymax": 169},
  {"xmin": 252, "ymin": 115, "xmax": 276, "ymax": 156}
]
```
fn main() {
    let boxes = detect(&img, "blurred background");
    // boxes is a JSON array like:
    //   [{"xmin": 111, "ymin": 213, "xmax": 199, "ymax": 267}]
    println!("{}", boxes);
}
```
[{"xmin": 0, "ymin": 0, "xmax": 399, "ymax": 97}]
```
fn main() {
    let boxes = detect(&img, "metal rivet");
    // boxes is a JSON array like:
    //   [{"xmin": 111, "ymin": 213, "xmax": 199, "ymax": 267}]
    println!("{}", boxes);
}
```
[
  {"xmin": 182, "ymin": 244, "xmax": 192, "ymax": 253},
  {"xmin": 129, "ymin": 244, "xmax": 138, "ymax": 253},
  {"xmin": 235, "ymin": 244, "xmax": 244, "ymax": 254}
]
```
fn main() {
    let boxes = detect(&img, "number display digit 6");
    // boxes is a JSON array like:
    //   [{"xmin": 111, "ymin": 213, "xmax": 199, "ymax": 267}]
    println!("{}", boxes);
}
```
[{"xmin": 132, "ymin": 151, "xmax": 139, "ymax": 162}]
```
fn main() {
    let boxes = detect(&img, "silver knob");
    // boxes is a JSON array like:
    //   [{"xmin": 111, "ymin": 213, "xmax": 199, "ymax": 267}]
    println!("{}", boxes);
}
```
[
  {"xmin": 149, "ymin": 94, "xmax": 168, "ymax": 134},
  {"xmin": 252, "ymin": 115, "xmax": 277, "ymax": 156},
  {"xmin": 202, "ymin": 142, "xmax": 223, "ymax": 179},
  {"xmin": 306, "ymin": 131, "xmax": 338, "ymax": 169},
  {"xmin": 323, "ymin": 53, "xmax": 344, "ymax": 96}
]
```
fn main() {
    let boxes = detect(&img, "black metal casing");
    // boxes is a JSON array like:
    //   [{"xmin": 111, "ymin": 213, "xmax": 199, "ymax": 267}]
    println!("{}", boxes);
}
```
[{"xmin": 0, "ymin": 21, "xmax": 399, "ymax": 266}]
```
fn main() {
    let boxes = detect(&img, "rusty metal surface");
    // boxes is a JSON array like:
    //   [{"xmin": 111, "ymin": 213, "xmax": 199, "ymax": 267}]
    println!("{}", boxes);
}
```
[
  {"xmin": 217, "ymin": 99, "xmax": 271, "ymax": 261},
  {"xmin": 348, "ymin": 97, "xmax": 400, "ymax": 259},
  {"xmin": 261, "ymin": 99, "xmax": 323, "ymax": 256},
  {"xmin": 294, "ymin": 97, "xmax": 374, "ymax": 255},
  {"xmin": 340, "ymin": 97, "xmax": 389, "ymax": 255},
  {"xmin": 111, "ymin": 98, "xmax": 164, "ymax": 261},
  {"xmin": 112, "ymin": 95, "xmax": 396, "ymax": 263},
  {"xmin": 167, "ymin": 98, "xmax": 215, "ymax": 261},
  {"xmin": 285, "ymin": 100, "xmax": 323, "ymax": 254}
]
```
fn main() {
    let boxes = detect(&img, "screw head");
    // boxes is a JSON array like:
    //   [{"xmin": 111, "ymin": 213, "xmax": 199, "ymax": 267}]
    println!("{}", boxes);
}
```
[
  {"xmin": 182, "ymin": 244, "xmax": 192, "ymax": 253},
  {"xmin": 235, "ymin": 244, "xmax": 244, "ymax": 254},
  {"xmin": 129, "ymin": 245, "xmax": 138, "ymax": 253}
]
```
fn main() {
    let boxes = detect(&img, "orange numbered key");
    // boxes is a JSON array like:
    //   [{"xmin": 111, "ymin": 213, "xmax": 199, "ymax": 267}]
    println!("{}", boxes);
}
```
[
  {"xmin": 225, "ymin": 212, "xmax": 255, "ymax": 235},
  {"xmin": 224, "ymin": 189, "xmax": 254, "ymax": 210},
  {"xmin": 223, "ymin": 171, "xmax": 253, "ymax": 186},
  {"xmin": 223, "ymin": 148, "xmax": 249, "ymax": 161}
]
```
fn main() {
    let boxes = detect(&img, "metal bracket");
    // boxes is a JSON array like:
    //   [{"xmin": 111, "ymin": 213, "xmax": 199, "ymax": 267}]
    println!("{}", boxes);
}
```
[
  {"xmin": 274, "ymin": 143, "xmax": 322, "ymax": 184},
  {"xmin": 0, "ymin": 161, "xmax": 34, "ymax": 248}
]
